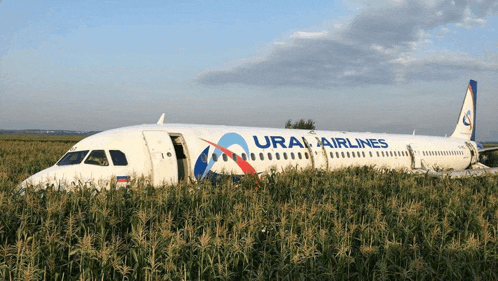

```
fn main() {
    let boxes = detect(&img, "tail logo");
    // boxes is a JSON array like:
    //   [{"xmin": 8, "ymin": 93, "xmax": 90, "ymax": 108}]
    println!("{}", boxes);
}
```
[
  {"xmin": 194, "ymin": 133, "xmax": 256, "ymax": 180},
  {"xmin": 462, "ymin": 110, "xmax": 472, "ymax": 129}
]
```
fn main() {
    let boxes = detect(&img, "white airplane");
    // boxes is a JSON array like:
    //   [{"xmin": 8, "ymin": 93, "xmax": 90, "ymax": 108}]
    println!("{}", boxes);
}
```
[{"xmin": 22, "ymin": 80, "xmax": 498, "ymax": 189}]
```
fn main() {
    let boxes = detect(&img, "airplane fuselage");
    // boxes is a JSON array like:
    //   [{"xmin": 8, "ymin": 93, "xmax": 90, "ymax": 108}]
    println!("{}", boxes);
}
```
[
  {"xmin": 23, "ymin": 123, "xmax": 477, "ymax": 188},
  {"xmin": 22, "ymin": 80, "xmax": 488, "ymax": 188}
]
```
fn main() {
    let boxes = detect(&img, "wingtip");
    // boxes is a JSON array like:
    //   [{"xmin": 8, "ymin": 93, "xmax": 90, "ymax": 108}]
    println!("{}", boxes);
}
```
[{"xmin": 157, "ymin": 113, "xmax": 165, "ymax": 125}]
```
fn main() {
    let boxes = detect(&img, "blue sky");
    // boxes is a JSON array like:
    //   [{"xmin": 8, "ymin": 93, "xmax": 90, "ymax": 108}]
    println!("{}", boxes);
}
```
[{"xmin": 1, "ymin": 0, "xmax": 498, "ymax": 140}]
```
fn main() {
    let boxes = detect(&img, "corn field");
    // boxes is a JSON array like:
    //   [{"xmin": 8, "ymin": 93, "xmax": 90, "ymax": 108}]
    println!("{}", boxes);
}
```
[{"xmin": 2, "ymin": 134, "xmax": 498, "ymax": 280}]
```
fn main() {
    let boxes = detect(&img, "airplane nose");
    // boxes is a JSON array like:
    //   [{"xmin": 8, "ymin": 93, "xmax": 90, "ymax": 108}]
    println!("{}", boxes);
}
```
[
  {"xmin": 19, "ymin": 164, "xmax": 80, "ymax": 190},
  {"xmin": 20, "ymin": 165, "xmax": 114, "ymax": 190},
  {"xmin": 20, "ymin": 167, "xmax": 59, "ymax": 189}
]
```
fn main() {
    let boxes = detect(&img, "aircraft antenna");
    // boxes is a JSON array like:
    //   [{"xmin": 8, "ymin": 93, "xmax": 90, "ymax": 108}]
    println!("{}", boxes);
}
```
[
  {"xmin": 157, "ymin": 113, "xmax": 165, "ymax": 125},
  {"xmin": 412, "ymin": 130, "xmax": 416, "ymax": 135}
]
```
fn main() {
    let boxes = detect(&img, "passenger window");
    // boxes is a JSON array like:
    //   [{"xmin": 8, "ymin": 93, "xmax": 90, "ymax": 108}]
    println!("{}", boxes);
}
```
[
  {"xmin": 251, "ymin": 153, "xmax": 256, "ymax": 161},
  {"xmin": 241, "ymin": 153, "xmax": 247, "ymax": 161},
  {"xmin": 304, "ymin": 152, "xmax": 309, "ymax": 159},
  {"xmin": 351, "ymin": 151, "xmax": 355, "ymax": 158},
  {"xmin": 57, "ymin": 150, "xmax": 89, "ymax": 166},
  {"xmin": 110, "ymin": 150, "xmax": 128, "ymax": 166},
  {"xmin": 376, "ymin": 151, "xmax": 380, "ymax": 157},
  {"xmin": 276, "ymin": 153, "xmax": 280, "ymax": 160},
  {"xmin": 268, "ymin": 153, "xmax": 272, "ymax": 160},
  {"xmin": 201, "ymin": 153, "xmax": 208, "ymax": 163},
  {"xmin": 336, "ymin": 152, "xmax": 340, "ymax": 158},
  {"xmin": 347, "ymin": 152, "xmax": 350, "ymax": 158},
  {"xmin": 298, "ymin": 152, "xmax": 302, "ymax": 159},
  {"xmin": 84, "ymin": 150, "xmax": 109, "ymax": 166},
  {"xmin": 259, "ymin": 153, "xmax": 264, "ymax": 161},
  {"xmin": 233, "ymin": 154, "xmax": 238, "ymax": 161},
  {"xmin": 369, "ymin": 151, "xmax": 372, "ymax": 157},
  {"xmin": 291, "ymin": 152, "xmax": 295, "ymax": 160},
  {"xmin": 381, "ymin": 151, "xmax": 385, "ymax": 157},
  {"xmin": 283, "ymin": 152, "xmax": 288, "ymax": 160},
  {"xmin": 330, "ymin": 152, "xmax": 334, "ymax": 158},
  {"xmin": 223, "ymin": 154, "xmax": 228, "ymax": 162},
  {"xmin": 341, "ymin": 152, "xmax": 345, "ymax": 158},
  {"xmin": 212, "ymin": 154, "xmax": 218, "ymax": 162},
  {"xmin": 362, "ymin": 152, "xmax": 366, "ymax": 157},
  {"xmin": 390, "ymin": 151, "xmax": 393, "ymax": 157}
]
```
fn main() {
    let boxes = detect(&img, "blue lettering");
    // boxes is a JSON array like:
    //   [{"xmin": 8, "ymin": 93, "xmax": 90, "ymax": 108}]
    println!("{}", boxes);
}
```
[
  {"xmin": 369, "ymin": 139, "xmax": 379, "ymax": 148},
  {"xmin": 253, "ymin": 135, "xmax": 271, "ymax": 149},
  {"xmin": 336, "ymin": 138, "xmax": 348, "ymax": 148},
  {"xmin": 379, "ymin": 139, "xmax": 388, "ymax": 148},
  {"xmin": 321, "ymin": 137, "xmax": 334, "ymax": 148},
  {"xmin": 358, "ymin": 138, "xmax": 371, "ymax": 148},
  {"xmin": 288, "ymin": 136, "xmax": 304, "ymax": 148},
  {"xmin": 331, "ymin": 138, "xmax": 337, "ymax": 148},
  {"xmin": 355, "ymin": 138, "xmax": 362, "ymax": 148},
  {"xmin": 271, "ymin": 136, "xmax": 287, "ymax": 148},
  {"xmin": 347, "ymin": 138, "xmax": 358, "ymax": 148}
]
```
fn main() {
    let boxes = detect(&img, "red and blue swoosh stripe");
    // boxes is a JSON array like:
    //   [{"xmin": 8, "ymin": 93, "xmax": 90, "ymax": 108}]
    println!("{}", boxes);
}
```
[{"xmin": 194, "ymin": 133, "xmax": 256, "ymax": 179}]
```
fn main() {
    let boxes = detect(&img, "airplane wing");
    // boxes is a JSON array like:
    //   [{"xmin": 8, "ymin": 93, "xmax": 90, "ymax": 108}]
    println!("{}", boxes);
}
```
[
  {"xmin": 479, "ymin": 146, "xmax": 498, "ymax": 153},
  {"xmin": 426, "ymin": 167, "xmax": 498, "ymax": 178}
]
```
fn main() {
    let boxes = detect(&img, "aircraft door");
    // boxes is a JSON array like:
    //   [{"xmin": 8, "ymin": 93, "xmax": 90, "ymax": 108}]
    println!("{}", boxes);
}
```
[
  {"xmin": 142, "ymin": 130, "xmax": 178, "ymax": 186},
  {"xmin": 407, "ymin": 143, "xmax": 422, "ymax": 169},
  {"xmin": 465, "ymin": 141, "xmax": 478, "ymax": 164},
  {"xmin": 302, "ymin": 135, "xmax": 329, "ymax": 170}
]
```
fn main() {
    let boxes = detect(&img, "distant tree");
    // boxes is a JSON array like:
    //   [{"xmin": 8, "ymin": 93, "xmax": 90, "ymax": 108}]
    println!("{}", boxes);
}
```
[{"xmin": 285, "ymin": 119, "xmax": 315, "ymax": 130}]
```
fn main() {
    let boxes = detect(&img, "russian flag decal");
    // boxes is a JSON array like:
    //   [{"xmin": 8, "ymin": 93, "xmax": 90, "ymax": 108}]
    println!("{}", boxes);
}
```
[{"xmin": 117, "ymin": 176, "xmax": 130, "ymax": 183}]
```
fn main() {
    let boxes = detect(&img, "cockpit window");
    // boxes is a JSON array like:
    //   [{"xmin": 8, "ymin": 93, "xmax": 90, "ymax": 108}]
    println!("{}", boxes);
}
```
[
  {"xmin": 57, "ymin": 150, "xmax": 89, "ymax": 166},
  {"xmin": 110, "ymin": 150, "xmax": 128, "ymax": 166},
  {"xmin": 84, "ymin": 150, "xmax": 109, "ymax": 166}
]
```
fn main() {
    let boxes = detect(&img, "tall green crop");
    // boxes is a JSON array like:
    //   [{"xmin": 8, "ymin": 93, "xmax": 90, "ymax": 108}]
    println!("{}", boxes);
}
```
[{"xmin": 2, "ymin": 135, "xmax": 498, "ymax": 280}]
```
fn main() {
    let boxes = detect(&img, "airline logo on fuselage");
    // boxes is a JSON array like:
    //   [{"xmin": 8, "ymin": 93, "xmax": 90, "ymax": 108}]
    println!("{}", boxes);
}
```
[
  {"xmin": 194, "ymin": 133, "xmax": 256, "ymax": 180},
  {"xmin": 253, "ymin": 136, "xmax": 389, "ymax": 149},
  {"xmin": 194, "ymin": 133, "xmax": 389, "ymax": 180}
]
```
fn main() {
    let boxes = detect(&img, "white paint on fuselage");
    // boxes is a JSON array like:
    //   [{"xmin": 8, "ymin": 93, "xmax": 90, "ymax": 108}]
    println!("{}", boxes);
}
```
[{"xmin": 22, "ymin": 123, "xmax": 474, "ymax": 189}]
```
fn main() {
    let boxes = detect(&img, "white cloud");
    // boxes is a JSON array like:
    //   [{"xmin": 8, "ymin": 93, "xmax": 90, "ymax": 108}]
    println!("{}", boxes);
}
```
[
  {"xmin": 274, "ymin": 42, "xmax": 286, "ymax": 45},
  {"xmin": 289, "ymin": 30, "xmax": 328, "ymax": 39},
  {"xmin": 456, "ymin": 7, "xmax": 487, "ymax": 27},
  {"xmin": 198, "ymin": 0, "xmax": 498, "ymax": 88},
  {"xmin": 394, "ymin": 56, "xmax": 416, "ymax": 64}
]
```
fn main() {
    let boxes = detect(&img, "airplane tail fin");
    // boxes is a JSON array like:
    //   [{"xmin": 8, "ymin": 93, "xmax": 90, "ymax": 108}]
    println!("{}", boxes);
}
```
[{"xmin": 450, "ymin": 80, "xmax": 477, "ymax": 141}]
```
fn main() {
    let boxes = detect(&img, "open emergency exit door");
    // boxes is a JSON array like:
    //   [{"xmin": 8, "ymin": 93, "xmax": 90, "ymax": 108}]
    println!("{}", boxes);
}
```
[{"xmin": 143, "ymin": 130, "xmax": 178, "ymax": 186}]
